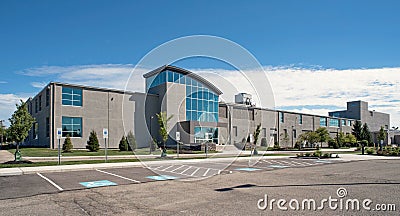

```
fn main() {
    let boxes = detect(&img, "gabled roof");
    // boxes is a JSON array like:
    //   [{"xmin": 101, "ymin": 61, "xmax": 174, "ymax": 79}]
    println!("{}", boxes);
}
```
[{"xmin": 143, "ymin": 65, "xmax": 223, "ymax": 95}]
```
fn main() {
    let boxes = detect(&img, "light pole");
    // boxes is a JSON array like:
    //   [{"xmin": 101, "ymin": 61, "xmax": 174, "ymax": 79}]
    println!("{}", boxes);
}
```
[
  {"xmin": 149, "ymin": 115, "xmax": 154, "ymax": 154},
  {"xmin": 0, "ymin": 120, "xmax": 4, "ymax": 149}
]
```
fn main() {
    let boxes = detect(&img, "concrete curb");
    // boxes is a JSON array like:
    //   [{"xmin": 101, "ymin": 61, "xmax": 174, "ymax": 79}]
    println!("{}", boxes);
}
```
[{"xmin": 0, "ymin": 155, "xmax": 291, "ymax": 176}]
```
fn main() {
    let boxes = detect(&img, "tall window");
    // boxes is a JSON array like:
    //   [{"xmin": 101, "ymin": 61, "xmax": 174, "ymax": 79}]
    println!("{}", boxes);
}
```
[
  {"xmin": 279, "ymin": 112, "xmax": 284, "ymax": 123},
  {"xmin": 35, "ymin": 99, "xmax": 38, "ymax": 113},
  {"xmin": 62, "ymin": 87, "xmax": 82, "ymax": 106},
  {"xmin": 320, "ymin": 117, "xmax": 327, "ymax": 127},
  {"xmin": 341, "ymin": 119, "xmax": 346, "ymax": 127},
  {"xmin": 233, "ymin": 126, "xmax": 238, "ymax": 137},
  {"xmin": 262, "ymin": 128, "xmax": 267, "ymax": 138},
  {"xmin": 38, "ymin": 95, "xmax": 42, "ymax": 111},
  {"xmin": 46, "ymin": 117, "xmax": 50, "ymax": 137},
  {"xmin": 33, "ymin": 122, "xmax": 38, "ymax": 139},
  {"xmin": 348, "ymin": 120, "xmax": 352, "ymax": 126},
  {"xmin": 298, "ymin": 114, "xmax": 303, "ymax": 125},
  {"xmin": 293, "ymin": 129, "xmax": 297, "ymax": 138},
  {"xmin": 46, "ymin": 88, "xmax": 50, "ymax": 107},
  {"xmin": 62, "ymin": 117, "xmax": 82, "ymax": 137},
  {"xmin": 329, "ymin": 118, "xmax": 339, "ymax": 127}
]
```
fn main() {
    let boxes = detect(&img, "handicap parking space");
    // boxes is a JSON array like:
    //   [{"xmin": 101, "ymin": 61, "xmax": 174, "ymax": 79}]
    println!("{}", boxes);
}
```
[
  {"xmin": 98, "ymin": 166, "xmax": 165, "ymax": 183},
  {"xmin": 148, "ymin": 163, "xmax": 223, "ymax": 179},
  {"xmin": 39, "ymin": 169, "xmax": 136, "ymax": 191},
  {"xmin": 0, "ymin": 174, "xmax": 59, "ymax": 200}
]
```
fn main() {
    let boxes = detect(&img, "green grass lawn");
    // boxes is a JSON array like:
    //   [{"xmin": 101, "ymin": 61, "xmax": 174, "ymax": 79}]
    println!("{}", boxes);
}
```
[{"xmin": 7, "ymin": 148, "xmax": 161, "ymax": 157}]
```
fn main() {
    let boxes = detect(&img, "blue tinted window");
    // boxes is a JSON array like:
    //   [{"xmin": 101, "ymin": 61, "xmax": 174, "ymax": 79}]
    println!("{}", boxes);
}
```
[
  {"xmin": 62, "ymin": 116, "xmax": 82, "ymax": 137},
  {"xmin": 62, "ymin": 87, "xmax": 82, "ymax": 106}
]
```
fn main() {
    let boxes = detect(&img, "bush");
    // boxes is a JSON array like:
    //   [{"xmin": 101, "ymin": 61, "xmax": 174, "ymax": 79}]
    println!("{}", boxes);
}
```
[
  {"xmin": 305, "ymin": 152, "xmax": 311, "ymax": 157},
  {"xmin": 328, "ymin": 139, "xmax": 339, "ymax": 149},
  {"xmin": 126, "ymin": 131, "xmax": 136, "ymax": 151},
  {"xmin": 62, "ymin": 134, "xmax": 73, "ymax": 153},
  {"xmin": 86, "ymin": 130, "xmax": 99, "ymax": 152},
  {"xmin": 313, "ymin": 150, "xmax": 322, "ymax": 157},
  {"xmin": 323, "ymin": 153, "xmax": 330, "ymax": 158},
  {"xmin": 261, "ymin": 137, "xmax": 267, "ymax": 147},
  {"xmin": 119, "ymin": 136, "xmax": 128, "ymax": 151},
  {"xmin": 366, "ymin": 147, "xmax": 374, "ymax": 155}
]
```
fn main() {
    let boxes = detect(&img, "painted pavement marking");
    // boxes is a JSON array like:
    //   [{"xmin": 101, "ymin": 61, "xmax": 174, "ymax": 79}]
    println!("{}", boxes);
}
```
[
  {"xmin": 95, "ymin": 169, "xmax": 141, "ymax": 183},
  {"xmin": 37, "ymin": 173, "xmax": 64, "ymax": 191},
  {"xmin": 80, "ymin": 180, "xmax": 117, "ymax": 188},
  {"xmin": 146, "ymin": 175, "xmax": 178, "ymax": 181},
  {"xmin": 235, "ymin": 168, "xmax": 262, "ymax": 171}
]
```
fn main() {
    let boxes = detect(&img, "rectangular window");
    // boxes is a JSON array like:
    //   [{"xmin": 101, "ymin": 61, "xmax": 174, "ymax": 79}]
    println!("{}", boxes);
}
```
[
  {"xmin": 329, "ymin": 118, "xmax": 339, "ymax": 127},
  {"xmin": 62, "ymin": 116, "xmax": 82, "ymax": 137},
  {"xmin": 38, "ymin": 95, "xmax": 42, "ymax": 111},
  {"xmin": 46, "ymin": 88, "xmax": 50, "ymax": 107},
  {"xmin": 46, "ymin": 117, "xmax": 50, "ymax": 137},
  {"xmin": 348, "ymin": 120, "xmax": 352, "ymax": 126},
  {"xmin": 341, "ymin": 119, "xmax": 346, "ymax": 127},
  {"xmin": 33, "ymin": 122, "xmax": 38, "ymax": 139},
  {"xmin": 233, "ymin": 126, "xmax": 238, "ymax": 137},
  {"xmin": 262, "ymin": 128, "xmax": 267, "ymax": 138},
  {"xmin": 320, "ymin": 117, "xmax": 327, "ymax": 127},
  {"xmin": 298, "ymin": 114, "xmax": 303, "ymax": 125},
  {"xmin": 293, "ymin": 129, "xmax": 297, "ymax": 138},
  {"xmin": 62, "ymin": 87, "xmax": 82, "ymax": 106},
  {"xmin": 279, "ymin": 112, "xmax": 284, "ymax": 123},
  {"xmin": 35, "ymin": 99, "xmax": 38, "ymax": 113},
  {"xmin": 284, "ymin": 129, "xmax": 288, "ymax": 136}
]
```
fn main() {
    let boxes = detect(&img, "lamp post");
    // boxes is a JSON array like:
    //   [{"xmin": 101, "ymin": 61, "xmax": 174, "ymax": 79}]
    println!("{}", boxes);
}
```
[{"xmin": 149, "ymin": 115, "xmax": 154, "ymax": 154}]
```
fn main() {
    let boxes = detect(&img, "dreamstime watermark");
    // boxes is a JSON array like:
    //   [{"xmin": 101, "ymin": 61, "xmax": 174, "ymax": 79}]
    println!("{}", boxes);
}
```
[{"xmin": 257, "ymin": 187, "xmax": 397, "ymax": 212}]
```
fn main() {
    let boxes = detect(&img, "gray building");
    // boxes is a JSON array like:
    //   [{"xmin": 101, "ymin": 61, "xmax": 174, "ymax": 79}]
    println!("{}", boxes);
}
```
[
  {"xmin": 329, "ymin": 101, "xmax": 391, "ymax": 144},
  {"xmin": 24, "ymin": 65, "xmax": 391, "ymax": 149}
]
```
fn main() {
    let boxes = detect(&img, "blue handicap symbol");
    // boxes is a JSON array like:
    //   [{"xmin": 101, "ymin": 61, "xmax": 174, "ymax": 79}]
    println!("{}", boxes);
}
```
[
  {"xmin": 235, "ymin": 168, "xmax": 261, "ymax": 171},
  {"xmin": 146, "ymin": 175, "xmax": 178, "ymax": 181},
  {"xmin": 80, "ymin": 180, "xmax": 117, "ymax": 188}
]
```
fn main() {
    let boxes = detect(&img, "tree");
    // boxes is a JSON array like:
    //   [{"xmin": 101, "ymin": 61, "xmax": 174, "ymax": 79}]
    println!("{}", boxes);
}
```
[
  {"xmin": 62, "ymin": 134, "xmax": 73, "ymax": 153},
  {"xmin": 352, "ymin": 120, "xmax": 363, "ymax": 141},
  {"xmin": 361, "ymin": 123, "xmax": 372, "ymax": 145},
  {"xmin": 8, "ymin": 100, "xmax": 35, "ymax": 161},
  {"xmin": 377, "ymin": 126, "xmax": 387, "ymax": 144},
  {"xmin": 316, "ymin": 127, "xmax": 329, "ymax": 147},
  {"xmin": 126, "ymin": 131, "xmax": 137, "ymax": 151},
  {"xmin": 344, "ymin": 134, "xmax": 357, "ymax": 147},
  {"xmin": 252, "ymin": 123, "xmax": 261, "ymax": 155},
  {"xmin": 297, "ymin": 131, "xmax": 319, "ymax": 148},
  {"xmin": 156, "ymin": 112, "xmax": 173, "ymax": 157},
  {"xmin": 86, "ymin": 130, "xmax": 99, "ymax": 152},
  {"xmin": 119, "ymin": 135, "xmax": 128, "ymax": 151}
]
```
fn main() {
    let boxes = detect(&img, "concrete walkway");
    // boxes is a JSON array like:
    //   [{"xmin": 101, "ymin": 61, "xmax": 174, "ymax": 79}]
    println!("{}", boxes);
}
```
[{"xmin": 0, "ymin": 150, "xmax": 14, "ymax": 163}]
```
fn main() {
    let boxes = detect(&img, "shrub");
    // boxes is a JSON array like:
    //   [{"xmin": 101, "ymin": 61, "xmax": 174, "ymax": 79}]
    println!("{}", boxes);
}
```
[
  {"xmin": 366, "ymin": 147, "xmax": 374, "ymax": 155},
  {"xmin": 323, "ymin": 153, "xmax": 330, "ymax": 158},
  {"xmin": 313, "ymin": 150, "xmax": 322, "ymax": 157},
  {"xmin": 86, "ymin": 130, "xmax": 99, "ymax": 152},
  {"xmin": 328, "ymin": 139, "xmax": 339, "ymax": 149},
  {"xmin": 119, "ymin": 136, "xmax": 128, "ymax": 151},
  {"xmin": 62, "ymin": 134, "xmax": 73, "ymax": 153},
  {"xmin": 126, "ymin": 131, "xmax": 136, "ymax": 151},
  {"xmin": 261, "ymin": 137, "xmax": 267, "ymax": 147},
  {"xmin": 305, "ymin": 152, "xmax": 311, "ymax": 157}
]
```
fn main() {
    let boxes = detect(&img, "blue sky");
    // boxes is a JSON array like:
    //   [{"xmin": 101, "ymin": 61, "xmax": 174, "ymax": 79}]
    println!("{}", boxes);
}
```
[{"xmin": 0, "ymin": 0, "xmax": 399, "ymax": 126}]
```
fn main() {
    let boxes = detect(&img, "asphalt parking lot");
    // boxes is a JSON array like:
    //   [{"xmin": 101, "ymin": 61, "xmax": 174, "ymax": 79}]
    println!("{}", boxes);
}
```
[{"xmin": 0, "ymin": 158, "xmax": 342, "ymax": 200}]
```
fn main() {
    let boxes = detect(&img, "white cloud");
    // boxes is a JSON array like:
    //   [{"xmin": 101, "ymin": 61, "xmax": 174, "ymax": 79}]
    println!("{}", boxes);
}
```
[
  {"xmin": 31, "ymin": 81, "xmax": 47, "ymax": 89},
  {"xmin": 0, "ymin": 81, "xmax": 7, "ymax": 84},
  {"xmin": 0, "ymin": 93, "xmax": 31, "ymax": 126}
]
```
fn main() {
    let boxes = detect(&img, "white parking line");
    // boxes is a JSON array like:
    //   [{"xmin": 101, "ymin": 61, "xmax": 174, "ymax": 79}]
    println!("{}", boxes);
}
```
[
  {"xmin": 161, "ymin": 165, "xmax": 174, "ymax": 171},
  {"xmin": 180, "ymin": 166, "xmax": 192, "ymax": 174},
  {"xmin": 152, "ymin": 165, "xmax": 164, "ymax": 170},
  {"xmin": 95, "ymin": 169, "xmax": 141, "ymax": 183},
  {"xmin": 288, "ymin": 160, "xmax": 307, "ymax": 166},
  {"xmin": 262, "ymin": 160, "xmax": 274, "ymax": 164},
  {"xmin": 190, "ymin": 167, "xmax": 201, "ymax": 176},
  {"xmin": 37, "ymin": 173, "xmax": 63, "ymax": 191},
  {"xmin": 203, "ymin": 168, "xmax": 211, "ymax": 177},
  {"xmin": 171, "ymin": 165, "xmax": 185, "ymax": 172}
]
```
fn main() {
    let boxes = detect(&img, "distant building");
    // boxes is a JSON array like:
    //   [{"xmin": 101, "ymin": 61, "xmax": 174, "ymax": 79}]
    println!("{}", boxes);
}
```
[
  {"xmin": 24, "ymin": 65, "xmax": 391, "ymax": 149},
  {"xmin": 329, "ymin": 101, "xmax": 391, "ymax": 144}
]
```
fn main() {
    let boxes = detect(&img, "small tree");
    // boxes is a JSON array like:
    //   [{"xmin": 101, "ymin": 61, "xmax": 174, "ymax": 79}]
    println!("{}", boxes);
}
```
[
  {"xmin": 252, "ymin": 124, "xmax": 261, "ymax": 155},
  {"xmin": 126, "ymin": 131, "xmax": 137, "ymax": 151},
  {"xmin": 377, "ymin": 126, "xmax": 387, "ymax": 144},
  {"xmin": 352, "ymin": 120, "xmax": 363, "ymax": 141},
  {"xmin": 156, "ymin": 112, "xmax": 173, "ymax": 157},
  {"xmin": 344, "ymin": 134, "xmax": 357, "ymax": 147},
  {"xmin": 297, "ymin": 131, "xmax": 319, "ymax": 148},
  {"xmin": 86, "ymin": 130, "xmax": 99, "ymax": 152},
  {"xmin": 62, "ymin": 134, "xmax": 73, "ymax": 153},
  {"xmin": 361, "ymin": 123, "xmax": 372, "ymax": 146},
  {"xmin": 8, "ymin": 100, "xmax": 35, "ymax": 161},
  {"xmin": 316, "ymin": 127, "xmax": 329, "ymax": 147},
  {"xmin": 119, "ymin": 135, "xmax": 128, "ymax": 151}
]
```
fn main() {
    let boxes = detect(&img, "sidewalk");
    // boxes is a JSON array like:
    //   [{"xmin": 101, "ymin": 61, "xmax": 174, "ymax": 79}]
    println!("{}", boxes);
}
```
[{"xmin": 0, "ymin": 150, "xmax": 14, "ymax": 163}]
